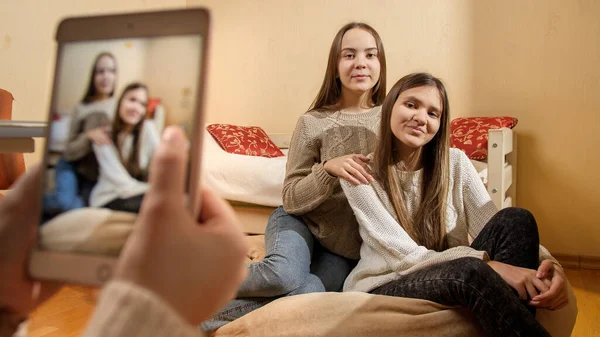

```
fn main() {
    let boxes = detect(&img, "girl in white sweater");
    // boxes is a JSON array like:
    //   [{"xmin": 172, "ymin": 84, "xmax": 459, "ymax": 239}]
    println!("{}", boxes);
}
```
[
  {"xmin": 89, "ymin": 83, "xmax": 160, "ymax": 212},
  {"xmin": 341, "ymin": 73, "xmax": 570, "ymax": 337}
]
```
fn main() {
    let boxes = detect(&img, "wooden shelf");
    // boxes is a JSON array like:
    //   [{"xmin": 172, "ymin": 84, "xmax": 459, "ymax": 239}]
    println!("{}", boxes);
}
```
[{"xmin": 0, "ymin": 120, "xmax": 46, "ymax": 153}]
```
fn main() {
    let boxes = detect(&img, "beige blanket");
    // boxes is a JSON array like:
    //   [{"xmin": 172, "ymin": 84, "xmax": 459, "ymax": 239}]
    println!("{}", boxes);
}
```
[
  {"xmin": 213, "ymin": 292, "xmax": 484, "ymax": 337},
  {"xmin": 212, "ymin": 235, "xmax": 578, "ymax": 337},
  {"xmin": 39, "ymin": 209, "xmax": 578, "ymax": 337}
]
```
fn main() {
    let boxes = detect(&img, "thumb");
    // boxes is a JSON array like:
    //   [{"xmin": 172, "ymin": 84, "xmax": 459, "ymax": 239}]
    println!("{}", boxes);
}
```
[
  {"xmin": 537, "ymin": 260, "xmax": 554, "ymax": 278},
  {"xmin": 356, "ymin": 154, "xmax": 370, "ymax": 162},
  {"xmin": 2, "ymin": 164, "xmax": 41, "ymax": 206},
  {"xmin": 145, "ymin": 126, "xmax": 189, "ymax": 201},
  {"xmin": 198, "ymin": 187, "xmax": 239, "ymax": 231},
  {"xmin": 0, "ymin": 165, "xmax": 42, "ymax": 225}
]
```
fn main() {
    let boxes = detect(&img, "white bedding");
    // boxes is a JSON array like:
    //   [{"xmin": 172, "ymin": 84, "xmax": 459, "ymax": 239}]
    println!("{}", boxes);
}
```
[
  {"xmin": 201, "ymin": 130, "xmax": 287, "ymax": 207},
  {"xmin": 470, "ymin": 159, "xmax": 488, "ymax": 185},
  {"xmin": 201, "ymin": 129, "xmax": 492, "ymax": 207}
]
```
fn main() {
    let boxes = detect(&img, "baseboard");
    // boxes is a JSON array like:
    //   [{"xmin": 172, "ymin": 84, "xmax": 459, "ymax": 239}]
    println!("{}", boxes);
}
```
[
  {"xmin": 553, "ymin": 254, "xmax": 600, "ymax": 270},
  {"xmin": 580, "ymin": 256, "xmax": 600, "ymax": 270}
]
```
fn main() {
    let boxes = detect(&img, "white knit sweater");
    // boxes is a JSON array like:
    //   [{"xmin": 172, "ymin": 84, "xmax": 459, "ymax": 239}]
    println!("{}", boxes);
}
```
[
  {"xmin": 342, "ymin": 148, "xmax": 558, "ymax": 293},
  {"xmin": 89, "ymin": 120, "xmax": 160, "ymax": 207}
]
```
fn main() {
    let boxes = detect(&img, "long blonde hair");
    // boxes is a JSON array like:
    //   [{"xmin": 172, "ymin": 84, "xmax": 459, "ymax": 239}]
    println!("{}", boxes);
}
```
[
  {"xmin": 308, "ymin": 22, "xmax": 387, "ymax": 112},
  {"xmin": 111, "ymin": 82, "xmax": 148, "ymax": 180},
  {"xmin": 81, "ymin": 52, "xmax": 117, "ymax": 104},
  {"xmin": 373, "ymin": 73, "xmax": 451, "ymax": 251}
]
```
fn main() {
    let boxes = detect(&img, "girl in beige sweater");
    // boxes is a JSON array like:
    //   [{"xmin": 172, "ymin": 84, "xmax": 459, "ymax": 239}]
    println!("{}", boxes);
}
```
[{"xmin": 203, "ymin": 22, "xmax": 387, "ymax": 331}]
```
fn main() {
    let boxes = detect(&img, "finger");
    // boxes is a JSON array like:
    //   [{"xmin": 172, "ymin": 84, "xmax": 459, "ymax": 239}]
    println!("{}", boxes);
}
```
[
  {"xmin": 528, "ymin": 300, "xmax": 546, "ymax": 308},
  {"xmin": 354, "ymin": 160, "xmax": 375, "ymax": 182},
  {"xmin": 363, "ymin": 165, "xmax": 375, "ymax": 180},
  {"xmin": 1, "ymin": 165, "xmax": 42, "ymax": 212},
  {"xmin": 537, "ymin": 260, "xmax": 554, "ymax": 278},
  {"xmin": 95, "ymin": 135, "xmax": 108, "ymax": 145},
  {"xmin": 91, "ymin": 135, "xmax": 104, "ymax": 144},
  {"xmin": 515, "ymin": 285, "xmax": 528, "ymax": 301},
  {"xmin": 542, "ymin": 277, "xmax": 552, "ymax": 288},
  {"xmin": 532, "ymin": 282, "xmax": 559, "ymax": 302},
  {"xmin": 350, "ymin": 156, "xmax": 375, "ymax": 177},
  {"xmin": 198, "ymin": 187, "xmax": 239, "ymax": 231},
  {"xmin": 100, "ymin": 134, "xmax": 112, "ymax": 145},
  {"xmin": 346, "ymin": 165, "xmax": 370, "ymax": 184},
  {"xmin": 525, "ymin": 280, "xmax": 539, "ymax": 300},
  {"xmin": 341, "ymin": 172, "xmax": 361, "ymax": 186},
  {"xmin": 146, "ymin": 126, "xmax": 188, "ymax": 199},
  {"xmin": 351, "ymin": 153, "xmax": 369, "ymax": 161},
  {"xmin": 348, "ymin": 161, "xmax": 373, "ymax": 183},
  {"xmin": 531, "ymin": 277, "xmax": 550, "ymax": 293}
]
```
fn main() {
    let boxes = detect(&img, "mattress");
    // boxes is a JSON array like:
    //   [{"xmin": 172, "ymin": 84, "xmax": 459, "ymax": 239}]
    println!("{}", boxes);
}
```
[
  {"xmin": 230, "ymin": 203, "xmax": 272, "ymax": 235},
  {"xmin": 470, "ymin": 159, "xmax": 489, "ymax": 185},
  {"xmin": 201, "ymin": 130, "xmax": 287, "ymax": 207},
  {"xmin": 202, "ymin": 130, "xmax": 494, "ymax": 207}
]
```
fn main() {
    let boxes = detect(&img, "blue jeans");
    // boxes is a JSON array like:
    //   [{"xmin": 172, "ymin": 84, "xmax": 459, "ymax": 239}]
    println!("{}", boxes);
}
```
[
  {"xmin": 43, "ymin": 158, "xmax": 84, "ymax": 215},
  {"xmin": 201, "ymin": 206, "xmax": 354, "ymax": 331}
]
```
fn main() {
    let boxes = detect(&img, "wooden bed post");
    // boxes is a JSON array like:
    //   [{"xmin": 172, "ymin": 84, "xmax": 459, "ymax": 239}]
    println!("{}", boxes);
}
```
[{"xmin": 487, "ymin": 128, "xmax": 515, "ymax": 210}]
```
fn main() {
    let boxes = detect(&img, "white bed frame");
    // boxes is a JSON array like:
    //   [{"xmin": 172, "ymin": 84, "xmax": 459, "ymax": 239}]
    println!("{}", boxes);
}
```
[
  {"xmin": 486, "ymin": 127, "xmax": 517, "ymax": 210},
  {"xmin": 267, "ymin": 128, "xmax": 517, "ymax": 210}
]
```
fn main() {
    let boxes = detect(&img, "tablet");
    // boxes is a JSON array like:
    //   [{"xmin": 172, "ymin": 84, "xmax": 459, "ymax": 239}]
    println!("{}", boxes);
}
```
[{"xmin": 29, "ymin": 8, "xmax": 210, "ymax": 286}]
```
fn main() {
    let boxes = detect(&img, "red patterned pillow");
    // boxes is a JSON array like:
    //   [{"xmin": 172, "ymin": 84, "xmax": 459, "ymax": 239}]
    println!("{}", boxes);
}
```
[
  {"xmin": 146, "ymin": 98, "xmax": 161, "ymax": 118},
  {"xmin": 206, "ymin": 124, "xmax": 285, "ymax": 158},
  {"xmin": 450, "ymin": 117, "xmax": 518, "ymax": 160}
]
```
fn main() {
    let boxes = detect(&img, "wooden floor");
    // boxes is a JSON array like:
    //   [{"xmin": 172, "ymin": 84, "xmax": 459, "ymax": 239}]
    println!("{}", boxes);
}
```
[
  {"xmin": 28, "ymin": 286, "xmax": 97, "ymax": 337},
  {"xmin": 27, "ymin": 268, "xmax": 600, "ymax": 336},
  {"xmin": 565, "ymin": 268, "xmax": 600, "ymax": 337}
]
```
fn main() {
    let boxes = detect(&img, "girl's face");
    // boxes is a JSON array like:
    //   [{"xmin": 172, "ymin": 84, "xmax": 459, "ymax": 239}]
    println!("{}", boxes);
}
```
[
  {"xmin": 118, "ymin": 88, "xmax": 148, "ymax": 126},
  {"xmin": 390, "ymin": 86, "xmax": 443, "ymax": 155},
  {"xmin": 94, "ymin": 55, "xmax": 117, "ymax": 98},
  {"xmin": 337, "ymin": 28, "xmax": 381, "ymax": 96}
]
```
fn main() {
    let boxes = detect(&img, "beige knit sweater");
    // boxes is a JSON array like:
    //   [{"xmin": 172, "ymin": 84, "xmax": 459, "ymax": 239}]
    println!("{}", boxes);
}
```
[
  {"xmin": 342, "ymin": 148, "xmax": 559, "ymax": 292},
  {"xmin": 82, "ymin": 281, "xmax": 204, "ymax": 337},
  {"xmin": 63, "ymin": 98, "xmax": 117, "ymax": 162},
  {"xmin": 282, "ymin": 106, "xmax": 381, "ymax": 260}
]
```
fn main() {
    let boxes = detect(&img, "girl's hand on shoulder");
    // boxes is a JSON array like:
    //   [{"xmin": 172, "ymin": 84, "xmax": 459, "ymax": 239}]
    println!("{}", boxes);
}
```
[
  {"xmin": 487, "ymin": 261, "xmax": 550, "ymax": 302},
  {"xmin": 529, "ymin": 260, "xmax": 569, "ymax": 310},
  {"xmin": 323, "ymin": 154, "xmax": 374, "ymax": 185},
  {"xmin": 86, "ymin": 126, "xmax": 111, "ymax": 145}
]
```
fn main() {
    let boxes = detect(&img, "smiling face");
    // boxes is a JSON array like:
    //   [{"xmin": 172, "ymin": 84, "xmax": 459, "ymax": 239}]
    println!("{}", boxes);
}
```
[
  {"xmin": 93, "ymin": 55, "xmax": 117, "ymax": 99},
  {"xmin": 337, "ymin": 28, "xmax": 381, "ymax": 97},
  {"xmin": 390, "ymin": 85, "xmax": 443, "ymax": 157},
  {"xmin": 118, "ymin": 87, "xmax": 148, "ymax": 126}
]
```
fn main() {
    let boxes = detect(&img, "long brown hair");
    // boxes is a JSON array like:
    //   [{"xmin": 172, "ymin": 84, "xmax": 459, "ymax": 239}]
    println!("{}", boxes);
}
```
[
  {"xmin": 308, "ymin": 22, "xmax": 387, "ymax": 112},
  {"xmin": 373, "ymin": 73, "xmax": 451, "ymax": 251},
  {"xmin": 81, "ymin": 52, "xmax": 117, "ymax": 104},
  {"xmin": 111, "ymin": 82, "xmax": 148, "ymax": 180}
]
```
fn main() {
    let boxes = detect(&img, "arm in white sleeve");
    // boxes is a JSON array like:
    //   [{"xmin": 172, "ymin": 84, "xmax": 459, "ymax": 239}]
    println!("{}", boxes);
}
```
[{"xmin": 341, "ymin": 179, "xmax": 488, "ymax": 276}]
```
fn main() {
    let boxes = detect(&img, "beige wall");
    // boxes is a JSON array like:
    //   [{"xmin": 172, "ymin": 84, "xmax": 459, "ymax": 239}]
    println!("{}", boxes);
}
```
[
  {"xmin": 0, "ymin": 0, "xmax": 187, "ymax": 167},
  {"xmin": 188, "ymin": 0, "xmax": 599, "ymax": 257},
  {"xmin": 54, "ymin": 35, "xmax": 202, "ymax": 130},
  {"xmin": 55, "ymin": 38, "xmax": 149, "ymax": 113},
  {"xmin": 187, "ymin": 0, "xmax": 474, "ymax": 132},
  {"xmin": 144, "ymin": 36, "xmax": 203, "ymax": 129},
  {"xmin": 470, "ymin": 1, "xmax": 600, "ymax": 257}
]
